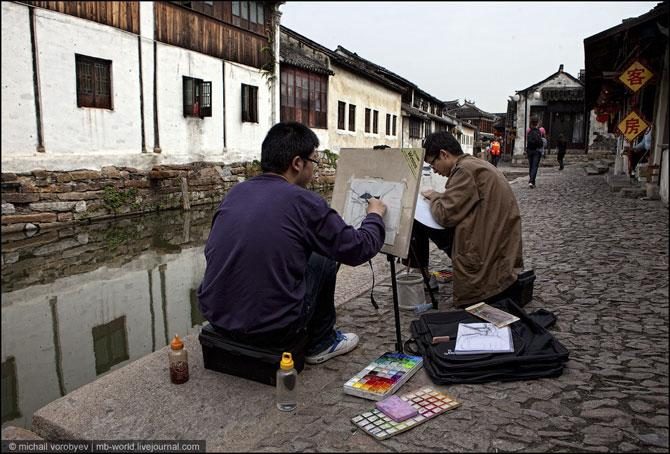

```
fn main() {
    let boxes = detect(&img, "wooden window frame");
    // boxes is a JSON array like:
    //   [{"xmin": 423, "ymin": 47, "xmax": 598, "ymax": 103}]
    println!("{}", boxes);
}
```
[
  {"xmin": 337, "ymin": 101, "xmax": 346, "ymax": 130},
  {"xmin": 183, "ymin": 76, "xmax": 212, "ymax": 118},
  {"xmin": 348, "ymin": 104, "xmax": 356, "ymax": 132},
  {"xmin": 409, "ymin": 117, "xmax": 422, "ymax": 139},
  {"xmin": 392, "ymin": 115, "xmax": 397, "ymax": 136},
  {"xmin": 279, "ymin": 67, "xmax": 327, "ymax": 128},
  {"xmin": 241, "ymin": 83, "xmax": 259, "ymax": 123},
  {"xmin": 364, "ymin": 108, "xmax": 371, "ymax": 133},
  {"xmin": 373, "ymin": 110, "xmax": 379, "ymax": 134},
  {"xmin": 386, "ymin": 113, "xmax": 391, "ymax": 136},
  {"xmin": 75, "ymin": 54, "xmax": 112, "ymax": 109}
]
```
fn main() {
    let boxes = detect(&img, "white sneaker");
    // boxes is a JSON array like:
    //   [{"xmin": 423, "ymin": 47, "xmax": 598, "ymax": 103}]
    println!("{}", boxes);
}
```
[{"xmin": 305, "ymin": 331, "xmax": 359, "ymax": 364}]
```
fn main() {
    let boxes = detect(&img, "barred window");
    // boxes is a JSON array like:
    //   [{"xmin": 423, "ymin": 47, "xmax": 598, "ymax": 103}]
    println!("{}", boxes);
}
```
[
  {"xmin": 348, "ymin": 104, "xmax": 356, "ymax": 131},
  {"xmin": 337, "ymin": 101, "xmax": 346, "ymax": 130},
  {"xmin": 280, "ymin": 67, "xmax": 328, "ymax": 128},
  {"xmin": 241, "ymin": 83, "xmax": 258, "ymax": 122},
  {"xmin": 183, "ymin": 76, "xmax": 212, "ymax": 118},
  {"xmin": 386, "ymin": 114, "xmax": 391, "ymax": 136},
  {"xmin": 76, "ymin": 54, "xmax": 112, "ymax": 109},
  {"xmin": 365, "ymin": 108, "xmax": 371, "ymax": 133},
  {"xmin": 392, "ymin": 115, "xmax": 397, "ymax": 136},
  {"xmin": 409, "ymin": 118, "xmax": 422, "ymax": 138},
  {"xmin": 373, "ymin": 110, "xmax": 379, "ymax": 134}
]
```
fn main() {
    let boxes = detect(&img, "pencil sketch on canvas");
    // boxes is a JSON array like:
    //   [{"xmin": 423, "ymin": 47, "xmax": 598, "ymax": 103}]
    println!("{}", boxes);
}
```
[{"xmin": 342, "ymin": 178, "xmax": 405, "ymax": 245}]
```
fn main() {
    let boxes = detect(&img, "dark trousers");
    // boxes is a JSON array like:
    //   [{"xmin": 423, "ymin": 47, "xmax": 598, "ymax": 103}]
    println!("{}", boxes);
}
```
[
  {"xmin": 403, "ymin": 219, "xmax": 453, "ymax": 269},
  {"xmin": 526, "ymin": 149, "xmax": 542, "ymax": 184},
  {"xmin": 557, "ymin": 152, "xmax": 566, "ymax": 170},
  {"xmin": 491, "ymin": 154, "xmax": 500, "ymax": 167},
  {"xmin": 214, "ymin": 253, "xmax": 338, "ymax": 356}
]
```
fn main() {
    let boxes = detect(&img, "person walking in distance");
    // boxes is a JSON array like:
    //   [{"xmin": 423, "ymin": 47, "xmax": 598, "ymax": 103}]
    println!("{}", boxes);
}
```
[
  {"xmin": 556, "ymin": 133, "xmax": 567, "ymax": 170},
  {"xmin": 490, "ymin": 138, "xmax": 501, "ymax": 167},
  {"xmin": 525, "ymin": 118, "xmax": 544, "ymax": 188}
]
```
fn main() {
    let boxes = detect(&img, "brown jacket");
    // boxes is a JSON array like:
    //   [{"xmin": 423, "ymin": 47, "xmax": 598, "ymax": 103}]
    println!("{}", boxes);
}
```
[{"xmin": 428, "ymin": 155, "xmax": 523, "ymax": 307}]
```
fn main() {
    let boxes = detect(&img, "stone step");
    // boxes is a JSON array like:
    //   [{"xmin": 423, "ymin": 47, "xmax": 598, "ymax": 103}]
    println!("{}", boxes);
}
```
[{"xmin": 619, "ymin": 187, "xmax": 648, "ymax": 198}]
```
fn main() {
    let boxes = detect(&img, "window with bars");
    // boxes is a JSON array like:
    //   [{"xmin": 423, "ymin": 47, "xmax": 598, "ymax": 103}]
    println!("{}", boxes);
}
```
[
  {"xmin": 183, "ymin": 76, "xmax": 212, "ymax": 118},
  {"xmin": 348, "ymin": 104, "xmax": 356, "ymax": 131},
  {"xmin": 365, "ymin": 108, "xmax": 371, "ymax": 133},
  {"xmin": 386, "ymin": 114, "xmax": 391, "ymax": 136},
  {"xmin": 76, "ymin": 54, "xmax": 112, "ymax": 109},
  {"xmin": 280, "ymin": 67, "xmax": 327, "ymax": 128},
  {"xmin": 409, "ymin": 118, "xmax": 422, "ymax": 138},
  {"xmin": 241, "ymin": 83, "xmax": 259, "ymax": 122},
  {"xmin": 337, "ymin": 101, "xmax": 346, "ymax": 130},
  {"xmin": 373, "ymin": 110, "xmax": 379, "ymax": 134},
  {"xmin": 392, "ymin": 115, "xmax": 397, "ymax": 136}
]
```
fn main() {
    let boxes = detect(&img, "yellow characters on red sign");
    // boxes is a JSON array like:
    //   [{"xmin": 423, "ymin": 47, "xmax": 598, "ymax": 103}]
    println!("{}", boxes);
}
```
[
  {"xmin": 618, "ymin": 60, "xmax": 654, "ymax": 93},
  {"xmin": 617, "ymin": 111, "xmax": 649, "ymax": 143}
]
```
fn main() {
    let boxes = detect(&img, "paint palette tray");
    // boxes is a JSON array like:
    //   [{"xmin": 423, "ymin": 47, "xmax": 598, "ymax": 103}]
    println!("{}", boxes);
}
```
[
  {"xmin": 351, "ymin": 387, "xmax": 460, "ymax": 440},
  {"xmin": 343, "ymin": 352, "xmax": 423, "ymax": 401}
]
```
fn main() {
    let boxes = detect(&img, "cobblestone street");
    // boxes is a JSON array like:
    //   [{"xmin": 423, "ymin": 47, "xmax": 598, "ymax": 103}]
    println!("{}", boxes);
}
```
[{"xmin": 262, "ymin": 163, "xmax": 669, "ymax": 452}]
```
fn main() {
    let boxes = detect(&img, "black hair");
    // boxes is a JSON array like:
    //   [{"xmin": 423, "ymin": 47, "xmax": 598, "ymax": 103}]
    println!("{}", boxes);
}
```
[
  {"xmin": 261, "ymin": 122, "xmax": 319, "ymax": 173},
  {"xmin": 422, "ymin": 131, "xmax": 463, "ymax": 160}
]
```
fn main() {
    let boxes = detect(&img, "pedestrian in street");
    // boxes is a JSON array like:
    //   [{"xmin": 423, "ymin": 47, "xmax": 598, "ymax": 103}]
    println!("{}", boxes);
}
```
[
  {"xmin": 556, "ymin": 133, "xmax": 567, "ymax": 170},
  {"xmin": 197, "ymin": 122, "xmax": 387, "ymax": 365},
  {"xmin": 417, "ymin": 131, "xmax": 525, "ymax": 308},
  {"xmin": 625, "ymin": 124, "xmax": 653, "ymax": 179},
  {"xmin": 526, "ymin": 118, "xmax": 544, "ymax": 188},
  {"xmin": 490, "ymin": 138, "xmax": 501, "ymax": 167}
]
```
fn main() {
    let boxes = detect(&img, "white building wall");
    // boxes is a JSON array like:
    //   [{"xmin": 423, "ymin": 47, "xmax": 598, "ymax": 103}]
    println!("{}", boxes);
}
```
[
  {"xmin": 513, "ymin": 73, "xmax": 583, "ymax": 156},
  {"xmin": 139, "ymin": 2, "xmax": 155, "ymax": 152},
  {"xmin": 461, "ymin": 125, "xmax": 475, "ymax": 156},
  {"xmin": 1, "ymin": 2, "xmax": 38, "ymax": 154},
  {"xmin": 223, "ymin": 62, "xmax": 274, "ymax": 163},
  {"xmin": 401, "ymin": 116, "xmax": 423, "ymax": 149},
  {"xmin": 588, "ymin": 110, "xmax": 612, "ymax": 146},
  {"xmin": 156, "ymin": 44, "xmax": 225, "ymax": 160},
  {"xmin": 328, "ymin": 66, "xmax": 401, "ymax": 152}
]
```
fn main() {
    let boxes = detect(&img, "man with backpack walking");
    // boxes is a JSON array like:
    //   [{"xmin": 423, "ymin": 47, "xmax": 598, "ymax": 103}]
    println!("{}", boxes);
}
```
[
  {"xmin": 526, "ymin": 118, "xmax": 545, "ymax": 188},
  {"xmin": 490, "ymin": 138, "xmax": 501, "ymax": 167}
]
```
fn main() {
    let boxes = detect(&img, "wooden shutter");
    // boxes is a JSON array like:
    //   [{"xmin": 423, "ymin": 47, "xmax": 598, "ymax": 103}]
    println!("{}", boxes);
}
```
[
  {"xmin": 200, "ymin": 81, "xmax": 212, "ymax": 117},
  {"xmin": 183, "ymin": 77, "xmax": 194, "ymax": 117}
]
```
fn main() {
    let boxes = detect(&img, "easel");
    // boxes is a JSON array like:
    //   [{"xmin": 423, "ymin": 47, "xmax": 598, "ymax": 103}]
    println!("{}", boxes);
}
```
[{"xmin": 385, "ymin": 245, "xmax": 439, "ymax": 353}]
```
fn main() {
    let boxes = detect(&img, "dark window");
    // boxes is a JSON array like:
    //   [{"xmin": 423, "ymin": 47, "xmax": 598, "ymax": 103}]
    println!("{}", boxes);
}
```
[
  {"xmin": 280, "ymin": 67, "xmax": 327, "ymax": 128},
  {"xmin": 92, "ymin": 316, "xmax": 129, "ymax": 376},
  {"xmin": 241, "ymin": 83, "xmax": 258, "ymax": 122},
  {"xmin": 232, "ymin": 1, "xmax": 265, "ymax": 30},
  {"xmin": 1, "ymin": 357, "xmax": 21, "ymax": 424},
  {"xmin": 409, "ymin": 118, "xmax": 422, "ymax": 138},
  {"xmin": 365, "ymin": 108, "xmax": 371, "ymax": 133},
  {"xmin": 392, "ymin": 115, "xmax": 397, "ymax": 136},
  {"xmin": 373, "ymin": 110, "xmax": 379, "ymax": 134},
  {"xmin": 386, "ymin": 114, "xmax": 391, "ymax": 136},
  {"xmin": 425, "ymin": 121, "xmax": 432, "ymax": 136},
  {"xmin": 338, "ymin": 101, "xmax": 346, "ymax": 130},
  {"xmin": 183, "ymin": 76, "xmax": 212, "ymax": 118},
  {"xmin": 348, "ymin": 104, "xmax": 356, "ymax": 131},
  {"xmin": 76, "ymin": 54, "xmax": 112, "ymax": 109}
]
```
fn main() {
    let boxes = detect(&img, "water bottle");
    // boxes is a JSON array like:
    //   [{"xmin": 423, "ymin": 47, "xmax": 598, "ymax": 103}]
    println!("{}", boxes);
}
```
[{"xmin": 276, "ymin": 352, "xmax": 297, "ymax": 411}]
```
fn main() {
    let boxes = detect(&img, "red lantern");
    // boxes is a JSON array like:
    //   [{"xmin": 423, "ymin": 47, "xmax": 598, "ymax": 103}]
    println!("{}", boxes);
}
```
[{"xmin": 596, "ymin": 113, "xmax": 609, "ymax": 123}]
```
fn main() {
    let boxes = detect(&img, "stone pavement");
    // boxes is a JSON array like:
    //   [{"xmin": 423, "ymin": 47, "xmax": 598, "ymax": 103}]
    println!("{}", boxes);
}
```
[{"xmin": 29, "ymin": 163, "xmax": 668, "ymax": 452}]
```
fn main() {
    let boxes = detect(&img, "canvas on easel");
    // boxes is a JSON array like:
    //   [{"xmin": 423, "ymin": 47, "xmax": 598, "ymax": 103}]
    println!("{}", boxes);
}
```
[{"xmin": 331, "ymin": 148, "xmax": 425, "ymax": 259}]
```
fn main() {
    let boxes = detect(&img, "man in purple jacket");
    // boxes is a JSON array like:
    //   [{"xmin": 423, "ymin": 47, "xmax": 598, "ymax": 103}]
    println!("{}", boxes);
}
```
[{"xmin": 197, "ymin": 122, "xmax": 387, "ymax": 364}]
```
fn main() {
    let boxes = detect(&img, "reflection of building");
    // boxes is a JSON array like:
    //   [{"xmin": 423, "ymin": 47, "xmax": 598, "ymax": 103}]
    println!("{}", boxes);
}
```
[
  {"xmin": 1, "ymin": 209, "xmax": 214, "ymax": 428},
  {"xmin": 584, "ymin": 2, "xmax": 669, "ymax": 204}
]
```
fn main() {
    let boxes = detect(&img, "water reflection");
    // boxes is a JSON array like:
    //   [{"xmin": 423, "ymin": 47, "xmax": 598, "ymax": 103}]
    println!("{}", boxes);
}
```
[{"xmin": 1, "ymin": 205, "xmax": 219, "ymax": 429}]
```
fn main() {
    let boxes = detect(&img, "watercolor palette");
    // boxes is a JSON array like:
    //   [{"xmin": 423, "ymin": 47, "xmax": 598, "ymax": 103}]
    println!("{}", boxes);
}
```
[
  {"xmin": 343, "ymin": 352, "xmax": 423, "ymax": 401},
  {"xmin": 351, "ymin": 387, "xmax": 461, "ymax": 440}
]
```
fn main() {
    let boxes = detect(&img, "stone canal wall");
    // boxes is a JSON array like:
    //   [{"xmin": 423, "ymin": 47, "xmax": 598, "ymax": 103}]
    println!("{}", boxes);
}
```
[{"xmin": 1, "ymin": 162, "xmax": 336, "ymax": 233}]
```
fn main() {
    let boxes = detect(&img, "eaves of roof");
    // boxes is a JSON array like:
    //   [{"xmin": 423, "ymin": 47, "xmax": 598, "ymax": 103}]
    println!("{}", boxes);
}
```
[{"xmin": 280, "ymin": 45, "xmax": 334, "ymax": 76}]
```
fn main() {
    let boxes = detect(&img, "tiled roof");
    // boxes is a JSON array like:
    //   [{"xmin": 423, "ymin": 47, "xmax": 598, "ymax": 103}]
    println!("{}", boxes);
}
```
[
  {"xmin": 280, "ymin": 45, "xmax": 333, "ymax": 75},
  {"xmin": 450, "ymin": 103, "xmax": 497, "ymax": 120}
]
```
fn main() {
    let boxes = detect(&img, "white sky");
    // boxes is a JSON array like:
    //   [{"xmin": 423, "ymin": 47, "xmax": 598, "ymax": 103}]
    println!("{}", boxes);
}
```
[{"xmin": 280, "ymin": 1, "xmax": 660, "ymax": 113}]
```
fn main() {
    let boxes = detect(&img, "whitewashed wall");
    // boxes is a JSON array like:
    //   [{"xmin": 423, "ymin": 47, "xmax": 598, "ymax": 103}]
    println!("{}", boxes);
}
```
[
  {"xmin": 1, "ymin": 2, "xmax": 38, "ymax": 155},
  {"xmin": 461, "ymin": 125, "xmax": 475, "ymax": 156},
  {"xmin": 588, "ymin": 110, "xmax": 613, "ymax": 146},
  {"xmin": 328, "ymin": 65, "xmax": 401, "ymax": 152},
  {"xmin": 222, "ymin": 61, "xmax": 273, "ymax": 163},
  {"xmin": 401, "ymin": 116, "xmax": 423, "ymax": 149},
  {"xmin": 513, "ymin": 73, "xmax": 583, "ymax": 156}
]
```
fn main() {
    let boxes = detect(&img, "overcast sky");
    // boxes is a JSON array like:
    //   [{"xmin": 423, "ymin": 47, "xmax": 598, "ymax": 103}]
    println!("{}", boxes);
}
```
[{"xmin": 280, "ymin": 1, "xmax": 660, "ymax": 113}]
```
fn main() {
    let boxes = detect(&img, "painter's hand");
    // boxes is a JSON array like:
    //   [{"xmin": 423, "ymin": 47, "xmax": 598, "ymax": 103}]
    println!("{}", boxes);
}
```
[
  {"xmin": 366, "ymin": 197, "xmax": 387, "ymax": 218},
  {"xmin": 422, "ymin": 189, "xmax": 436, "ymax": 199}
]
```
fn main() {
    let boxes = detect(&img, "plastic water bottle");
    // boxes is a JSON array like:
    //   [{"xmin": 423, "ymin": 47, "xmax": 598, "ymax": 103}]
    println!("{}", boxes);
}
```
[{"xmin": 276, "ymin": 352, "xmax": 297, "ymax": 411}]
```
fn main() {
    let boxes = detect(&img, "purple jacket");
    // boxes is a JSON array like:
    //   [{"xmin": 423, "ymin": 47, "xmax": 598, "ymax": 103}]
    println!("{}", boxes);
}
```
[{"xmin": 197, "ymin": 173, "xmax": 385, "ymax": 335}]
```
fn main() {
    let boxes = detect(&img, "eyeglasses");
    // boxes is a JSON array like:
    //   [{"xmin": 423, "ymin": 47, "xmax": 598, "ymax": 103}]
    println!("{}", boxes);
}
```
[
  {"xmin": 428, "ymin": 154, "xmax": 440, "ymax": 167},
  {"xmin": 303, "ymin": 157, "xmax": 320, "ymax": 166}
]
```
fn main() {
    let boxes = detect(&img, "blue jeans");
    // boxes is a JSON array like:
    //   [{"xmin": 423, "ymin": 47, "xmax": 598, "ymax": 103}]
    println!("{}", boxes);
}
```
[{"xmin": 527, "ymin": 149, "xmax": 542, "ymax": 184}]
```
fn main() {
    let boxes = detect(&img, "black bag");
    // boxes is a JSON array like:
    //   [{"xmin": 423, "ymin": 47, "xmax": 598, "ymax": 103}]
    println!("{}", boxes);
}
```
[
  {"xmin": 407, "ymin": 299, "xmax": 569, "ymax": 384},
  {"xmin": 527, "ymin": 128, "xmax": 543, "ymax": 150}
]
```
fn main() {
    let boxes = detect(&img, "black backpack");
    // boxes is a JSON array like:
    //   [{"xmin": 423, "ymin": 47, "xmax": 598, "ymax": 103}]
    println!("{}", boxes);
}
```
[
  {"xmin": 527, "ymin": 128, "xmax": 543, "ymax": 150},
  {"xmin": 406, "ymin": 299, "xmax": 570, "ymax": 384}
]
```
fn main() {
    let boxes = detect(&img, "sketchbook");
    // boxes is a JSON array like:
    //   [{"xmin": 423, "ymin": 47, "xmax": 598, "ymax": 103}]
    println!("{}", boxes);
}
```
[{"xmin": 454, "ymin": 323, "xmax": 514, "ymax": 354}]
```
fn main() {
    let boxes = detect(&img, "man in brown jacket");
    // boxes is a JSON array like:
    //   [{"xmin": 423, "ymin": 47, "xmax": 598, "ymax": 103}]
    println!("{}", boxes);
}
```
[{"xmin": 420, "ymin": 131, "xmax": 524, "ymax": 307}]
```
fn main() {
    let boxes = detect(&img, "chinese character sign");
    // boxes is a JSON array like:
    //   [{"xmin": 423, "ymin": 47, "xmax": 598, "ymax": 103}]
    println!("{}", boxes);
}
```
[
  {"xmin": 617, "ymin": 111, "xmax": 649, "ymax": 143},
  {"xmin": 618, "ymin": 60, "xmax": 654, "ymax": 93}
]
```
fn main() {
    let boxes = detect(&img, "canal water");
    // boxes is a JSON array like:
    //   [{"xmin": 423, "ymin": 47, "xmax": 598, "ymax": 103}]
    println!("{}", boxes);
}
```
[{"xmin": 1, "ymin": 204, "xmax": 220, "ymax": 430}]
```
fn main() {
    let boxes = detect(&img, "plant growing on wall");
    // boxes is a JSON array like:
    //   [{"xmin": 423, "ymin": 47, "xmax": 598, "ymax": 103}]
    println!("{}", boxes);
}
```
[
  {"xmin": 321, "ymin": 149, "xmax": 338, "ymax": 168},
  {"xmin": 103, "ymin": 186, "xmax": 139, "ymax": 214},
  {"xmin": 260, "ymin": 9, "xmax": 278, "ymax": 87}
]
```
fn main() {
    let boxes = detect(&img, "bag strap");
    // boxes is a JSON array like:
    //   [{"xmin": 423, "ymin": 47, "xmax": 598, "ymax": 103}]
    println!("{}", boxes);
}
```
[{"xmin": 403, "ymin": 338, "xmax": 420, "ymax": 356}]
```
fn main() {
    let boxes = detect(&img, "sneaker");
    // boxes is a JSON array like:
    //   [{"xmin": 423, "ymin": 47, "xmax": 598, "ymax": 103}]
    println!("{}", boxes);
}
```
[
  {"xmin": 305, "ymin": 331, "xmax": 359, "ymax": 365},
  {"xmin": 529, "ymin": 183, "xmax": 535, "ymax": 188}
]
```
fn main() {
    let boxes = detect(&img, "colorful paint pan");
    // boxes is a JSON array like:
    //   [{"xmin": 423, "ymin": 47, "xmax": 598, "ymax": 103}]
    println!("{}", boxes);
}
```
[
  {"xmin": 343, "ymin": 352, "xmax": 423, "ymax": 400},
  {"xmin": 351, "ymin": 387, "xmax": 461, "ymax": 440}
]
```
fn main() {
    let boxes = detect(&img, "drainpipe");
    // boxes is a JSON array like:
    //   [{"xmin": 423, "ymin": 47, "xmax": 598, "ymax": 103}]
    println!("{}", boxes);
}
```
[{"xmin": 29, "ymin": 7, "xmax": 45, "ymax": 153}]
